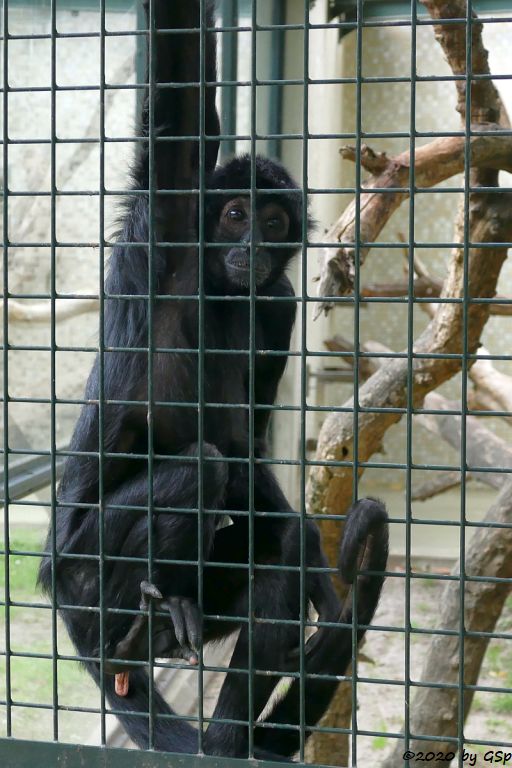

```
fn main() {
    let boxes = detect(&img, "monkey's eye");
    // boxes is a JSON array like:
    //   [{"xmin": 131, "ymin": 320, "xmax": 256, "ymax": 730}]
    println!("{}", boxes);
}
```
[
  {"xmin": 265, "ymin": 217, "xmax": 282, "ymax": 230},
  {"xmin": 227, "ymin": 208, "xmax": 246, "ymax": 222}
]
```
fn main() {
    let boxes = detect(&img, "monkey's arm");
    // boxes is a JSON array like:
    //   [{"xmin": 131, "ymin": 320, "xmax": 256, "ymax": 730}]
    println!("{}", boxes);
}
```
[{"xmin": 133, "ymin": 0, "xmax": 220, "ymax": 213}]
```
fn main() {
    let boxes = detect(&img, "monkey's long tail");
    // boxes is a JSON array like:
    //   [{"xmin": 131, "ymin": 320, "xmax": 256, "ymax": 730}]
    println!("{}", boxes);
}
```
[
  {"xmin": 86, "ymin": 662, "xmax": 199, "ymax": 753},
  {"xmin": 254, "ymin": 497, "xmax": 389, "ymax": 758}
]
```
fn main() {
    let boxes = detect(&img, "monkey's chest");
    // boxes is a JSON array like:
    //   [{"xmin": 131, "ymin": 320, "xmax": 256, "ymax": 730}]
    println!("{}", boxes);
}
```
[
  {"xmin": 148, "ymin": 303, "xmax": 265, "ymax": 454},
  {"xmin": 149, "ymin": 348, "xmax": 254, "ymax": 456}
]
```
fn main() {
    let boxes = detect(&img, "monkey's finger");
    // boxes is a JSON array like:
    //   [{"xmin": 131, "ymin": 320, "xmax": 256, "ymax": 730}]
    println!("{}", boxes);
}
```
[
  {"xmin": 140, "ymin": 580, "xmax": 163, "ymax": 602},
  {"xmin": 169, "ymin": 644, "xmax": 198, "ymax": 666},
  {"xmin": 182, "ymin": 600, "xmax": 201, "ymax": 652},
  {"xmin": 167, "ymin": 598, "xmax": 187, "ymax": 648}
]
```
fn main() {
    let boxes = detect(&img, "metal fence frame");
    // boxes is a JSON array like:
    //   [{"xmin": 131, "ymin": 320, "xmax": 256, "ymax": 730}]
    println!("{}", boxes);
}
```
[{"xmin": 1, "ymin": 0, "xmax": 512, "ymax": 766}]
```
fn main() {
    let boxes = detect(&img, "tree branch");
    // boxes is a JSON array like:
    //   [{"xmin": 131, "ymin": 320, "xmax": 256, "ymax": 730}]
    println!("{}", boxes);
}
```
[
  {"xmin": 467, "ymin": 347, "xmax": 512, "ymax": 419},
  {"xmin": 314, "ymin": 130, "xmax": 512, "ymax": 318},
  {"xmin": 359, "ymin": 268, "xmax": 512, "ymax": 316},
  {"xmin": 422, "ymin": 0, "xmax": 510, "ymax": 128},
  {"xmin": 416, "ymin": 392, "xmax": 512, "ymax": 491},
  {"xmin": 7, "ymin": 298, "xmax": 99, "ymax": 323},
  {"xmin": 339, "ymin": 144, "xmax": 392, "ymax": 175},
  {"xmin": 308, "ymin": 192, "xmax": 511, "ymax": 518},
  {"xmin": 411, "ymin": 471, "xmax": 474, "ymax": 501}
]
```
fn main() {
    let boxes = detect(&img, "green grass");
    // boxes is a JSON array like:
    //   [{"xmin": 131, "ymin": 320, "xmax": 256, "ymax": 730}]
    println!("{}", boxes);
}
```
[
  {"xmin": 372, "ymin": 735, "xmax": 388, "ymax": 750},
  {"xmin": 0, "ymin": 526, "xmax": 99, "ymax": 741},
  {"xmin": 490, "ymin": 694, "xmax": 512, "ymax": 714},
  {"xmin": 0, "ymin": 527, "xmax": 46, "ymax": 610},
  {"xmin": 372, "ymin": 723, "xmax": 389, "ymax": 750},
  {"xmin": 486, "ymin": 717, "xmax": 508, "ymax": 731}
]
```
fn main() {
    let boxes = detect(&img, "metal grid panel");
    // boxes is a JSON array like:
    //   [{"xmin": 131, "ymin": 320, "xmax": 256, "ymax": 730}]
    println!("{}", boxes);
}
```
[{"xmin": 1, "ymin": 0, "xmax": 511, "ymax": 767}]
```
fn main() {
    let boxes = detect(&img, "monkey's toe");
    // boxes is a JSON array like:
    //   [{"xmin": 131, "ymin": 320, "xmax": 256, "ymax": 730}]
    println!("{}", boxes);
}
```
[{"xmin": 161, "ymin": 595, "xmax": 201, "ymax": 664}]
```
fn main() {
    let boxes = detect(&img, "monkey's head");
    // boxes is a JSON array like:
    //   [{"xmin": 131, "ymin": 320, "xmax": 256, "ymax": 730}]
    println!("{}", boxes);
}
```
[{"xmin": 205, "ymin": 155, "xmax": 309, "ymax": 293}]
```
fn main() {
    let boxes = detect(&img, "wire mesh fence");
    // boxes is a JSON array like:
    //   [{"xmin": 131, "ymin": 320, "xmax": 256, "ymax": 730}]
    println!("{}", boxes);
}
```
[{"xmin": 1, "ymin": 0, "xmax": 511, "ymax": 767}]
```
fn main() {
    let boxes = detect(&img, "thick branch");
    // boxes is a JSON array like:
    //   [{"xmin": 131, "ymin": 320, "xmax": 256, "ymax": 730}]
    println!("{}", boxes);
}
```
[
  {"xmin": 308, "ymin": 191, "xmax": 512, "ymax": 518},
  {"xmin": 416, "ymin": 392, "xmax": 512, "ymax": 491},
  {"xmin": 322, "ymin": 341, "xmax": 510, "ymax": 496},
  {"xmin": 468, "ymin": 347, "xmax": 512, "ymax": 417},
  {"xmin": 411, "ymin": 471, "xmax": 474, "ymax": 501},
  {"xmin": 422, "ymin": 0, "xmax": 510, "ymax": 127},
  {"xmin": 314, "ymin": 131, "xmax": 512, "ymax": 316},
  {"xmin": 323, "ymin": 335, "xmax": 389, "ymax": 379}
]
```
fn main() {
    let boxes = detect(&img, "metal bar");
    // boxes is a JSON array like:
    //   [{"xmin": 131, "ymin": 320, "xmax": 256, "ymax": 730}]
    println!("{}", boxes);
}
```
[
  {"xmin": 147, "ymin": 0, "xmax": 157, "ymax": 747},
  {"xmin": 0, "ymin": 451, "xmax": 66, "ymax": 500},
  {"xmin": 267, "ymin": 0, "xmax": 285, "ymax": 159},
  {"xmin": 98, "ymin": 0, "xmax": 108, "ymax": 744},
  {"xmin": 403, "ymin": 0, "xmax": 418, "ymax": 762},
  {"xmin": 299, "ymin": 0, "xmax": 310, "ymax": 760},
  {"xmin": 350, "ymin": 0, "xmax": 364, "ymax": 761},
  {"xmin": 220, "ymin": 0, "xmax": 238, "ymax": 159},
  {"xmin": 248, "ymin": 0, "xmax": 257, "ymax": 754},
  {"xmin": 0, "ymin": 739, "xmax": 337, "ymax": 768},
  {"xmin": 197, "ymin": 0, "xmax": 207, "ymax": 749},
  {"xmin": 2, "ymin": 0, "xmax": 12, "ymax": 739},
  {"xmin": 49, "ymin": 0, "xmax": 59, "ymax": 741},
  {"xmin": 457, "ymin": 2, "xmax": 474, "ymax": 762}
]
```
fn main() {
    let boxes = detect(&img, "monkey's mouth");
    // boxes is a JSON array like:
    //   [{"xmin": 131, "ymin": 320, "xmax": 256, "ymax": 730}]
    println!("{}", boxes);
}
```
[{"xmin": 225, "ymin": 248, "xmax": 271, "ymax": 287}]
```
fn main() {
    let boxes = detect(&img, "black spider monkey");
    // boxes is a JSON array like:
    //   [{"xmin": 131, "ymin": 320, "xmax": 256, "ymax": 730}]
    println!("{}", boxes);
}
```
[{"xmin": 38, "ymin": 0, "xmax": 389, "ymax": 760}]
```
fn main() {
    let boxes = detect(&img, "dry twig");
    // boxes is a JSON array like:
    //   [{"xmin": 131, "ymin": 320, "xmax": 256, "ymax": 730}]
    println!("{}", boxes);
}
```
[{"xmin": 7, "ymin": 298, "xmax": 99, "ymax": 323}]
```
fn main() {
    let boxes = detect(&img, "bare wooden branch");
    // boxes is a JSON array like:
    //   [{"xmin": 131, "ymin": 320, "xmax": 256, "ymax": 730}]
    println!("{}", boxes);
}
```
[
  {"xmin": 308, "ymin": 194, "xmax": 512, "ymax": 518},
  {"xmin": 468, "ymin": 347, "xmax": 512, "ymax": 416},
  {"xmin": 339, "ymin": 144, "xmax": 392, "ymax": 175},
  {"xmin": 322, "ymin": 341, "xmax": 509, "ymax": 495},
  {"xmin": 314, "ymin": 130, "xmax": 512, "ymax": 317},
  {"xmin": 421, "ymin": 0, "xmax": 510, "ymax": 128},
  {"xmin": 323, "ymin": 335, "xmax": 389, "ymax": 379},
  {"xmin": 416, "ymin": 392, "xmax": 512, "ymax": 490},
  {"xmin": 7, "ymin": 298, "xmax": 99, "ymax": 323},
  {"xmin": 411, "ymin": 471, "xmax": 473, "ymax": 501},
  {"xmin": 361, "ymin": 274, "xmax": 442, "ymax": 300},
  {"xmin": 359, "ymin": 272, "xmax": 512, "ymax": 315}
]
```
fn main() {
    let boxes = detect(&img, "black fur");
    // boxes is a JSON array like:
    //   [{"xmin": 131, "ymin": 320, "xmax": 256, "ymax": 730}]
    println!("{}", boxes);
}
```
[{"xmin": 38, "ymin": 0, "xmax": 388, "ymax": 759}]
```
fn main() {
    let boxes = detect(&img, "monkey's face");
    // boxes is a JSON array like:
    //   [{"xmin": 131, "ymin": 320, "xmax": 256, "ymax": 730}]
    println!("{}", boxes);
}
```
[{"xmin": 209, "ymin": 195, "xmax": 293, "ymax": 292}]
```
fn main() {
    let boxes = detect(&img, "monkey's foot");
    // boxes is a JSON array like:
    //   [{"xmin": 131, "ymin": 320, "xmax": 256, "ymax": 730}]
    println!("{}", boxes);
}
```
[
  {"xmin": 106, "ymin": 581, "xmax": 201, "ymax": 683},
  {"xmin": 138, "ymin": 581, "xmax": 200, "ymax": 665},
  {"xmin": 154, "ymin": 588, "xmax": 201, "ymax": 666},
  {"xmin": 124, "ymin": 580, "xmax": 201, "ymax": 665}
]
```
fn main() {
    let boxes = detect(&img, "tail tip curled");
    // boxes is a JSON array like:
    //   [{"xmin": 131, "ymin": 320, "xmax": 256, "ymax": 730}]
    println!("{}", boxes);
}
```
[{"xmin": 338, "ymin": 497, "xmax": 389, "ymax": 585}]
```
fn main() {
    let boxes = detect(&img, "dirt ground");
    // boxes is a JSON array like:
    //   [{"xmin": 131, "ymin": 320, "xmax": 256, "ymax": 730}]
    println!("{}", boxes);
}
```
[
  {"xmin": 355, "ymin": 569, "xmax": 512, "ymax": 765},
  {"xmin": 177, "ymin": 565, "xmax": 511, "ymax": 765}
]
